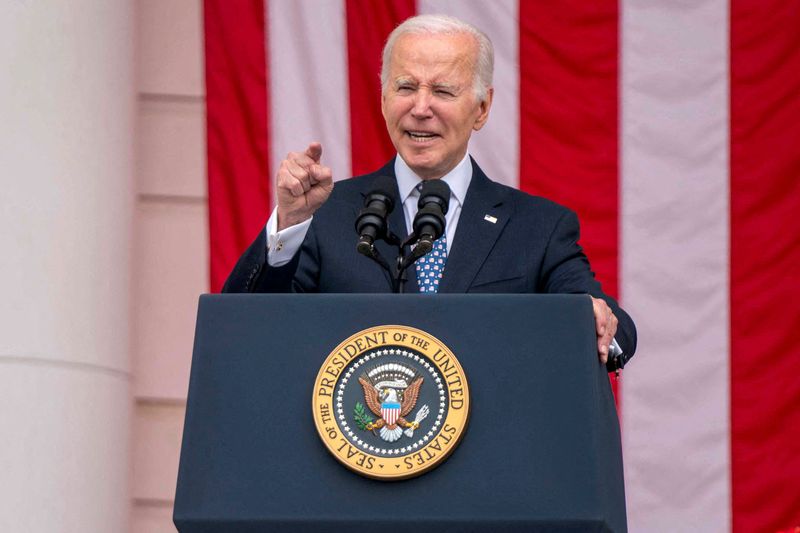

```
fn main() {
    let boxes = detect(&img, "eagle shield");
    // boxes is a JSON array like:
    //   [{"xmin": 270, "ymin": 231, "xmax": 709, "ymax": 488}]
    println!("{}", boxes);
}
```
[{"xmin": 381, "ymin": 402, "xmax": 401, "ymax": 425}]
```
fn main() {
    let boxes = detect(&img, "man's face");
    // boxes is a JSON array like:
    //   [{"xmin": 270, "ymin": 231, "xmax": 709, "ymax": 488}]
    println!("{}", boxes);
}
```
[{"xmin": 381, "ymin": 32, "xmax": 493, "ymax": 180}]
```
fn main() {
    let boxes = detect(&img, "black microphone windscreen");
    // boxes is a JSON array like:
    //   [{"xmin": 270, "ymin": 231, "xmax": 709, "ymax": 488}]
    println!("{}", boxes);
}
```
[
  {"xmin": 418, "ymin": 179, "xmax": 450, "ymax": 215},
  {"xmin": 420, "ymin": 179, "xmax": 450, "ymax": 199},
  {"xmin": 371, "ymin": 175, "xmax": 397, "ymax": 199}
]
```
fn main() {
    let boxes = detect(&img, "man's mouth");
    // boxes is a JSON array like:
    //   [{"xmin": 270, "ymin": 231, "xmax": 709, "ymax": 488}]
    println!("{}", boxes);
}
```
[{"xmin": 406, "ymin": 130, "xmax": 439, "ymax": 143}]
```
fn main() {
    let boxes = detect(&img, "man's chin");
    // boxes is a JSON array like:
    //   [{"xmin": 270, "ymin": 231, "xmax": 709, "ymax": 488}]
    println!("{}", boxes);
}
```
[
  {"xmin": 399, "ymin": 152, "xmax": 444, "ymax": 179},
  {"xmin": 406, "ymin": 161, "xmax": 444, "ymax": 180}
]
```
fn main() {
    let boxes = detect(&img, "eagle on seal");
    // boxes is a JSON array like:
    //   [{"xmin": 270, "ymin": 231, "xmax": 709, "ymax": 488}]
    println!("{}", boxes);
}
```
[{"xmin": 358, "ymin": 375, "xmax": 424, "ymax": 442}]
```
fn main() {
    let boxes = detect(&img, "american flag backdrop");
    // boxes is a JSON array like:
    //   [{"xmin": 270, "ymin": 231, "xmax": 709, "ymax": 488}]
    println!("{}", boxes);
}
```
[{"xmin": 202, "ymin": 1, "xmax": 800, "ymax": 531}]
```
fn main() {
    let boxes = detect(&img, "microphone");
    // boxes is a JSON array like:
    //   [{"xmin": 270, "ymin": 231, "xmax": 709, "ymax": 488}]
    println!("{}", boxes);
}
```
[
  {"xmin": 413, "ymin": 180, "xmax": 450, "ymax": 256},
  {"xmin": 355, "ymin": 176, "xmax": 396, "ymax": 256}
]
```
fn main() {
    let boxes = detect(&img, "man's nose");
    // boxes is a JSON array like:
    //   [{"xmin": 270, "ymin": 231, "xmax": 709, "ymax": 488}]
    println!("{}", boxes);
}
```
[{"xmin": 410, "ymin": 90, "xmax": 433, "ymax": 119}]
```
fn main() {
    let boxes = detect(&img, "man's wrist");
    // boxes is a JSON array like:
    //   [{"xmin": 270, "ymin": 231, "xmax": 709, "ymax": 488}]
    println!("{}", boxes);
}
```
[{"xmin": 277, "ymin": 207, "xmax": 311, "ymax": 232}]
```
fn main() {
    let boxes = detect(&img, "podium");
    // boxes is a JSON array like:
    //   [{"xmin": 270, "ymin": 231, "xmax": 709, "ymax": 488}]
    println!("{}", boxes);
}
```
[{"xmin": 174, "ymin": 294, "xmax": 626, "ymax": 532}]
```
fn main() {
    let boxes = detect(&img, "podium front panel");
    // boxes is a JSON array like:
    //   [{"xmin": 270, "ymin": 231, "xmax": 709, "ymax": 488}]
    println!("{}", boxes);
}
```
[{"xmin": 175, "ymin": 294, "xmax": 625, "ymax": 532}]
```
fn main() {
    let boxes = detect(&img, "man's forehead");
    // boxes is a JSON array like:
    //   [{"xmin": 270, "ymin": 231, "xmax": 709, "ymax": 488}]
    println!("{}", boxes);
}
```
[
  {"xmin": 390, "ymin": 32, "xmax": 476, "ymax": 63},
  {"xmin": 387, "ymin": 33, "xmax": 476, "ymax": 79}
]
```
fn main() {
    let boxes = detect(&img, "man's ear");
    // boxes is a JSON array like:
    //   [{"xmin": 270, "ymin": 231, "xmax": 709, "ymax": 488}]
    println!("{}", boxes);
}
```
[{"xmin": 473, "ymin": 87, "xmax": 494, "ymax": 131}]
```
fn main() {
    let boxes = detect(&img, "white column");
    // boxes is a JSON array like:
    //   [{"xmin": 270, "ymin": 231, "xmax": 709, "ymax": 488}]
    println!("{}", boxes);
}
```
[{"xmin": 0, "ymin": 2, "xmax": 134, "ymax": 532}]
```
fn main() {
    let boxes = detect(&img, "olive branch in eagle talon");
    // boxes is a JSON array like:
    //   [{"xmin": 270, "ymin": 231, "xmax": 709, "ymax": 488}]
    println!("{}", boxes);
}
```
[{"xmin": 353, "ymin": 402, "xmax": 373, "ymax": 431}]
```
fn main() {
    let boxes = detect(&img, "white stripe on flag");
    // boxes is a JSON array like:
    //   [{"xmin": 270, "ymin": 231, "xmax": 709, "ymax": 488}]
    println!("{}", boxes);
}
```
[
  {"xmin": 620, "ymin": 0, "xmax": 731, "ymax": 530},
  {"xmin": 268, "ymin": 0, "xmax": 351, "ymax": 196},
  {"xmin": 418, "ymin": 0, "xmax": 520, "ymax": 188}
]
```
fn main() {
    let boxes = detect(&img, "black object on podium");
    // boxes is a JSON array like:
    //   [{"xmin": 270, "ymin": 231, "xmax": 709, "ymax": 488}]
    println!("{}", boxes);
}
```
[{"xmin": 174, "ymin": 294, "xmax": 626, "ymax": 532}]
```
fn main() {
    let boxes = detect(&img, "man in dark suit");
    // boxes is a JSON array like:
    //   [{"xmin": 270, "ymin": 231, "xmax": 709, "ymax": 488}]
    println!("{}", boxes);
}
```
[{"xmin": 224, "ymin": 14, "xmax": 636, "ymax": 370}]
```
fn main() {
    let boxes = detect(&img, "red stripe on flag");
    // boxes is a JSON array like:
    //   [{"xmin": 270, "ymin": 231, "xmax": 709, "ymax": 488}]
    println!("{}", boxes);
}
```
[
  {"xmin": 730, "ymin": 1, "xmax": 800, "ymax": 531},
  {"xmin": 345, "ymin": 0, "xmax": 416, "ymax": 176},
  {"xmin": 204, "ymin": 0, "xmax": 272, "ymax": 292},
  {"xmin": 518, "ymin": 1, "xmax": 619, "ymax": 299},
  {"xmin": 518, "ymin": 2, "xmax": 620, "ymax": 394}
]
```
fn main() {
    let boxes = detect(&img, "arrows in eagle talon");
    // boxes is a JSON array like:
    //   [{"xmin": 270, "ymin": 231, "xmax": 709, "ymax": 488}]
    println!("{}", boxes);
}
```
[{"xmin": 404, "ymin": 404, "xmax": 430, "ymax": 438}]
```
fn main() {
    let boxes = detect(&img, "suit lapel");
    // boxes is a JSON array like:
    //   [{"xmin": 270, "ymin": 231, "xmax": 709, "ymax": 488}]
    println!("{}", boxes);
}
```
[{"xmin": 439, "ymin": 161, "xmax": 512, "ymax": 293}]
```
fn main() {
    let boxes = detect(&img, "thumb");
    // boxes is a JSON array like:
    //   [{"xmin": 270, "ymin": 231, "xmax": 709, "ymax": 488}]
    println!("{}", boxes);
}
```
[{"xmin": 306, "ymin": 142, "xmax": 323, "ymax": 163}]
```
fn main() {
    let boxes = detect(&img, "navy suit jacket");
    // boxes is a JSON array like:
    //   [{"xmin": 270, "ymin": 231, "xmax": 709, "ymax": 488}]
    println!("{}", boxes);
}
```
[{"xmin": 223, "ymin": 158, "xmax": 637, "ymax": 367}]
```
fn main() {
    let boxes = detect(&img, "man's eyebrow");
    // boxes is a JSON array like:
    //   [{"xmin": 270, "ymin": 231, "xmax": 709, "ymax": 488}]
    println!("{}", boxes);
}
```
[
  {"xmin": 432, "ymin": 82, "xmax": 459, "ymax": 91},
  {"xmin": 393, "ymin": 77, "xmax": 417, "ymax": 86}
]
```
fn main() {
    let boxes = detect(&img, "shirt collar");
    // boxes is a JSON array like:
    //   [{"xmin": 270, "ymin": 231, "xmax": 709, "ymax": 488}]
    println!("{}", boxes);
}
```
[{"xmin": 394, "ymin": 153, "xmax": 472, "ymax": 207}]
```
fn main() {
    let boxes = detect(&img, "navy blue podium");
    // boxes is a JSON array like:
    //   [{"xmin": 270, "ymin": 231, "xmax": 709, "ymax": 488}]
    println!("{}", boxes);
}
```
[{"xmin": 174, "ymin": 294, "xmax": 626, "ymax": 532}]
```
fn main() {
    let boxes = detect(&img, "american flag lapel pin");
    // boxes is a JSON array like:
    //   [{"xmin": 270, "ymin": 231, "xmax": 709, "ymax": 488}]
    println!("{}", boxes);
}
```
[{"xmin": 484, "ymin": 214, "xmax": 498, "ymax": 224}]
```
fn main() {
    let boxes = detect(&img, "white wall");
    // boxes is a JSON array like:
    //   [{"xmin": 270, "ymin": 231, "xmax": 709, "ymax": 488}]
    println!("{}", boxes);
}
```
[{"xmin": 132, "ymin": 1, "xmax": 207, "ymax": 531}]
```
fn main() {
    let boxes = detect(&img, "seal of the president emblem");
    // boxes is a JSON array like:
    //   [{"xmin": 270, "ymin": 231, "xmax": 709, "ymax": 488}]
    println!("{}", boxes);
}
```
[{"xmin": 312, "ymin": 325, "xmax": 470, "ymax": 480}]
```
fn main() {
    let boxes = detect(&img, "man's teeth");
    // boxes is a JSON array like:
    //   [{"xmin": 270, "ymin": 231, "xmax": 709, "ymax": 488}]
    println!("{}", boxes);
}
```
[{"xmin": 408, "ymin": 131, "xmax": 436, "ymax": 140}]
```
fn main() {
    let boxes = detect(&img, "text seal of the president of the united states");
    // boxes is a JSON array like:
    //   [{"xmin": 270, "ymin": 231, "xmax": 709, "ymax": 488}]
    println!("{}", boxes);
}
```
[{"xmin": 312, "ymin": 325, "xmax": 470, "ymax": 480}]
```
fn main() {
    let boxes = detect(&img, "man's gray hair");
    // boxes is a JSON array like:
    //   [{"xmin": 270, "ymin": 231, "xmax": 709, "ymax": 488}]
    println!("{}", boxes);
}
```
[{"xmin": 380, "ymin": 14, "xmax": 494, "ymax": 102}]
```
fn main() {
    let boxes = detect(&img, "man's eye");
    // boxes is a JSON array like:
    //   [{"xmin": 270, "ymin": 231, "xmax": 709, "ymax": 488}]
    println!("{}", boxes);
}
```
[
  {"xmin": 435, "ymin": 89, "xmax": 455, "ymax": 97},
  {"xmin": 397, "ymin": 85, "xmax": 414, "ymax": 93}
]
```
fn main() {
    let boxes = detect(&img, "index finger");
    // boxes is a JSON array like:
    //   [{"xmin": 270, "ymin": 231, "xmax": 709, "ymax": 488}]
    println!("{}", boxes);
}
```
[
  {"xmin": 592, "ymin": 297, "xmax": 609, "ymax": 336},
  {"xmin": 308, "ymin": 163, "xmax": 333, "ymax": 186}
]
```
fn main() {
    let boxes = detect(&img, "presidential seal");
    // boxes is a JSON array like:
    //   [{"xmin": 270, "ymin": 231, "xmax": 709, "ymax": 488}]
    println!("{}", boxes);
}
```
[{"xmin": 312, "ymin": 325, "xmax": 470, "ymax": 480}]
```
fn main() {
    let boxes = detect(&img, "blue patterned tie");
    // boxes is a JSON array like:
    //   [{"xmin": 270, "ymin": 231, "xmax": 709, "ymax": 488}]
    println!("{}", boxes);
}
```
[{"xmin": 415, "ymin": 234, "xmax": 447, "ymax": 293}]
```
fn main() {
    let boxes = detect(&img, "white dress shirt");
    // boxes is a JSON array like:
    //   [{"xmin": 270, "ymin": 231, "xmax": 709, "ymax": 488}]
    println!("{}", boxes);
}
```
[{"xmin": 395, "ymin": 152, "xmax": 471, "ymax": 254}]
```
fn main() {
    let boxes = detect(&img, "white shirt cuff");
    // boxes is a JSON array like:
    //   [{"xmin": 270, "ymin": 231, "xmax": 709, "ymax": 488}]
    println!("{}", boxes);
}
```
[{"xmin": 265, "ymin": 207, "xmax": 312, "ymax": 267}]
